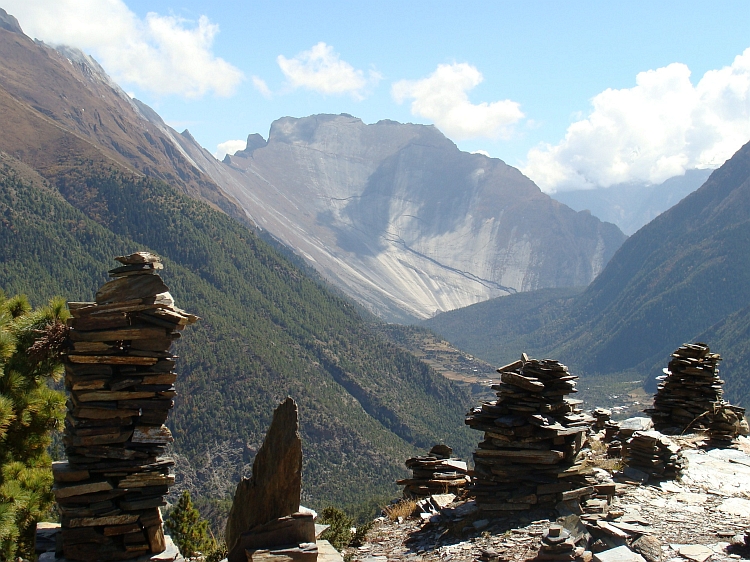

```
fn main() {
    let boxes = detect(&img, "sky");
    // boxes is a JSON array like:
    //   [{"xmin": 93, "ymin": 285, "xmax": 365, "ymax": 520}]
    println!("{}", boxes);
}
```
[{"xmin": 3, "ymin": 1, "xmax": 750, "ymax": 193}]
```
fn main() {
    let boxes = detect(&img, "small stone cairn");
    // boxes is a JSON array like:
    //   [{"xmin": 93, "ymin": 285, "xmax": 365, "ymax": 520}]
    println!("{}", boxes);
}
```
[
  {"xmin": 397, "ymin": 444, "xmax": 468, "ymax": 497},
  {"xmin": 465, "ymin": 354, "xmax": 595, "ymax": 513},
  {"xmin": 535, "ymin": 523, "xmax": 588, "ymax": 562},
  {"xmin": 708, "ymin": 402, "xmax": 748, "ymax": 444},
  {"xmin": 645, "ymin": 343, "xmax": 723, "ymax": 432},
  {"xmin": 645, "ymin": 343, "xmax": 747, "ymax": 442},
  {"xmin": 591, "ymin": 408, "xmax": 611, "ymax": 431},
  {"xmin": 623, "ymin": 430, "xmax": 685, "ymax": 480},
  {"xmin": 54, "ymin": 252, "xmax": 197, "ymax": 561}
]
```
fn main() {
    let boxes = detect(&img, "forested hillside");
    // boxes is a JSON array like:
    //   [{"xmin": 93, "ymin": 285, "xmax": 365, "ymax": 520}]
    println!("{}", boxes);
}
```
[
  {"xmin": 422, "ymin": 288, "xmax": 584, "ymax": 367},
  {"xmin": 0, "ymin": 152, "xmax": 475, "ymax": 514}
]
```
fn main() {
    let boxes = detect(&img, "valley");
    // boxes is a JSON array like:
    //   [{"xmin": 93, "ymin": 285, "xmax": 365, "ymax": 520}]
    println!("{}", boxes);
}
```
[{"xmin": 1, "ymin": 6, "xmax": 750, "ymax": 560}]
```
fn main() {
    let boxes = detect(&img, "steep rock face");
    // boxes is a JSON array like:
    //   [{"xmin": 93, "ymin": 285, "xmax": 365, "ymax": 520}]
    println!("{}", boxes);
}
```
[{"xmin": 213, "ymin": 115, "xmax": 625, "ymax": 320}]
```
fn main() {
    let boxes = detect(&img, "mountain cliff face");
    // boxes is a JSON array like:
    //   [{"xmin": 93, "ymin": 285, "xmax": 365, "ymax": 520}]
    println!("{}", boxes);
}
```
[{"xmin": 203, "ymin": 115, "xmax": 625, "ymax": 320}]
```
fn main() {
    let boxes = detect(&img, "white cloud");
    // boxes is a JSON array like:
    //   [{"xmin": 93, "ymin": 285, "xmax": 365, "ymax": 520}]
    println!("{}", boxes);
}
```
[
  {"xmin": 471, "ymin": 149, "xmax": 491, "ymax": 157},
  {"xmin": 252, "ymin": 76, "xmax": 272, "ymax": 98},
  {"xmin": 523, "ymin": 49, "xmax": 750, "ymax": 193},
  {"xmin": 4, "ymin": 0, "xmax": 243, "ymax": 99},
  {"xmin": 214, "ymin": 139, "xmax": 247, "ymax": 160},
  {"xmin": 277, "ymin": 42, "xmax": 380, "ymax": 99},
  {"xmin": 392, "ymin": 63, "xmax": 524, "ymax": 140}
]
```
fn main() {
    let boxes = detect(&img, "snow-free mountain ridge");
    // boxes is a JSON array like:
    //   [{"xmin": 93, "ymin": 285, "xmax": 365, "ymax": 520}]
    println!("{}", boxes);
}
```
[{"xmin": 186, "ymin": 115, "xmax": 626, "ymax": 320}]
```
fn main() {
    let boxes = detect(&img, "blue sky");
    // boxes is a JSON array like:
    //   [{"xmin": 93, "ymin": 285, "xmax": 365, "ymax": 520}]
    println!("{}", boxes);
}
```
[{"xmin": 4, "ymin": 1, "xmax": 750, "ymax": 192}]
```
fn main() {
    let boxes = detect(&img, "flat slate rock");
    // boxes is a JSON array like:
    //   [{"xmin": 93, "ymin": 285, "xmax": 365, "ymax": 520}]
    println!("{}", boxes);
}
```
[
  {"xmin": 95, "ymin": 275, "xmax": 169, "ymax": 305},
  {"xmin": 619, "ymin": 417, "xmax": 653, "ymax": 434},
  {"xmin": 593, "ymin": 545, "xmax": 647, "ymax": 562},
  {"xmin": 115, "ymin": 252, "xmax": 162, "ymax": 265},
  {"xmin": 678, "ymin": 545, "xmax": 713, "ymax": 562}
]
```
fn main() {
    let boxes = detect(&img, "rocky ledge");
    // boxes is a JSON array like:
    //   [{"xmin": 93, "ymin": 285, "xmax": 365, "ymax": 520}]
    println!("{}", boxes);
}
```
[{"xmin": 346, "ymin": 435, "xmax": 750, "ymax": 562}]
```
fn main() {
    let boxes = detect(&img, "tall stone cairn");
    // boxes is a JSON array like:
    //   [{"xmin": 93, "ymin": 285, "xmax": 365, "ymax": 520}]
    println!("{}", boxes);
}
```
[
  {"xmin": 54, "ymin": 252, "xmax": 197, "ymax": 561},
  {"xmin": 645, "ymin": 343, "xmax": 724, "ymax": 433},
  {"xmin": 645, "ymin": 342, "xmax": 748, "ymax": 442},
  {"xmin": 465, "ymin": 354, "xmax": 594, "ymax": 513}
]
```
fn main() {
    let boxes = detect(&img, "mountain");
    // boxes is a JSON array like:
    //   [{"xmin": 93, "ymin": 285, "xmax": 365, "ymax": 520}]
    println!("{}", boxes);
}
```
[
  {"xmin": 552, "ymin": 169, "xmax": 713, "ymax": 235},
  {"xmin": 0, "ymin": 14, "xmax": 246, "ymax": 222},
  {"xmin": 425, "ymin": 141, "xmax": 750, "ymax": 407},
  {"xmin": 0, "ymin": 12, "xmax": 626, "ymax": 323},
  {"xmin": 0, "ymin": 18, "xmax": 476, "ymax": 514},
  {"xmin": 194, "ymin": 116, "xmax": 625, "ymax": 321}
]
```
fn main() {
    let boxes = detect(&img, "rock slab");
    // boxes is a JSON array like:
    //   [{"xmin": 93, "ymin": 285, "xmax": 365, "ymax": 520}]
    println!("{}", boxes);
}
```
[
  {"xmin": 225, "ymin": 397, "xmax": 303, "ymax": 553},
  {"xmin": 593, "ymin": 546, "xmax": 646, "ymax": 562}
]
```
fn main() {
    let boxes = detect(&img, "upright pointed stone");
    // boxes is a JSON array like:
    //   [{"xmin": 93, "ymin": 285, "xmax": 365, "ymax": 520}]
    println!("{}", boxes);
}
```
[{"xmin": 225, "ymin": 397, "xmax": 303, "ymax": 553}]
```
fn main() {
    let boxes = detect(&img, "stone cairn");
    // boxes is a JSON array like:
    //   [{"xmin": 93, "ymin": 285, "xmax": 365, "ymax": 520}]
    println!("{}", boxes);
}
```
[
  {"xmin": 591, "ymin": 408, "xmax": 611, "ymax": 431},
  {"xmin": 54, "ymin": 252, "xmax": 197, "ymax": 561},
  {"xmin": 623, "ymin": 430, "xmax": 685, "ymax": 480},
  {"xmin": 397, "ymin": 444, "xmax": 468, "ymax": 497},
  {"xmin": 225, "ymin": 397, "xmax": 318, "ymax": 562},
  {"xmin": 645, "ymin": 343, "xmax": 723, "ymax": 432},
  {"xmin": 465, "ymin": 354, "xmax": 594, "ymax": 513},
  {"xmin": 645, "ymin": 343, "xmax": 747, "ymax": 442},
  {"xmin": 708, "ymin": 402, "xmax": 748, "ymax": 444},
  {"xmin": 535, "ymin": 523, "xmax": 588, "ymax": 562}
]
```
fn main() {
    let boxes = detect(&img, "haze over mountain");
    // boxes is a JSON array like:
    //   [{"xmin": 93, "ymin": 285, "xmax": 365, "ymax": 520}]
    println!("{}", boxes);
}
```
[
  {"xmin": 552, "ymin": 169, "xmax": 713, "ymax": 235},
  {"xmin": 425, "ymin": 140, "xmax": 750, "ymax": 407}
]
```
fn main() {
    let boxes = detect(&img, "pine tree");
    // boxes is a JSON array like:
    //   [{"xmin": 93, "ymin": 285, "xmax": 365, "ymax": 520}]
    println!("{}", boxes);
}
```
[
  {"xmin": 164, "ymin": 490, "xmax": 215, "ymax": 557},
  {"xmin": 0, "ymin": 293, "xmax": 68, "ymax": 560},
  {"xmin": 318, "ymin": 507, "xmax": 355, "ymax": 552}
]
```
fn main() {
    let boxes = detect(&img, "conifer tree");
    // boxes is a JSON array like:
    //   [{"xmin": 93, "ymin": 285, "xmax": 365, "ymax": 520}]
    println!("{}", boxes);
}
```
[
  {"xmin": 0, "ymin": 293, "xmax": 68, "ymax": 560},
  {"xmin": 164, "ymin": 490, "xmax": 215, "ymax": 557}
]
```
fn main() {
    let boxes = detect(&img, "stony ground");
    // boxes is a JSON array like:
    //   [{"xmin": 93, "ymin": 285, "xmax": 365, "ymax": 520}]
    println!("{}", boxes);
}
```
[{"xmin": 346, "ymin": 436, "xmax": 750, "ymax": 562}]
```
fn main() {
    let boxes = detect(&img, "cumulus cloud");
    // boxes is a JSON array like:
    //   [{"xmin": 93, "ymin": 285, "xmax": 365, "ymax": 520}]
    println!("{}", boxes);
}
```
[
  {"xmin": 214, "ymin": 139, "xmax": 247, "ymax": 160},
  {"xmin": 523, "ymin": 49, "xmax": 750, "ymax": 193},
  {"xmin": 277, "ymin": 42, "xmax": 380, "ymax": 99},
  {"xmin": 392, "ymin": 63, "xmax": 524, "ymax": 140},
  {"xmin": 4, "ymin": 0, "xmax": 243, "ymax": 98}
]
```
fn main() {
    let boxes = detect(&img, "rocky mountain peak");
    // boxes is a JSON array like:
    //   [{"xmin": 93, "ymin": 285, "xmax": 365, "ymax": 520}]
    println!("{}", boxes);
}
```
[
  {"xmin": 215, "ymin": 114, "xmax": 626, "ymax": 321},
  {"xmin": 0, "ymin": 9, "xmax": 23, "ymax": 34},
  {"xmin": 231, "ymin": 133, "xmax": 268, "ymax": 160}
]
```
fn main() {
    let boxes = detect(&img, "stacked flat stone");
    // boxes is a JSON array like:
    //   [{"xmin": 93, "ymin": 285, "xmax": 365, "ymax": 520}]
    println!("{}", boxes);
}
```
[
  {"xmin": 591, "ymin": 408, "xmax": 611, "ymax": 431},
  {"xmin": 623, "ymin": 430, "xmax": 684, "ymax": 480},
  {"xmin": 645, "ymin": 343, "xmax": 723, "ymax": 432},
  {"xmin": 465, "ymin": 354, "xmax": 593, "ymax": 513},
  {"xmin": 708, "ymin": 402, "xmax": 748, "ymax": 444},
  {"xmin": 397, "ymin": 444, "xmax": 468, "ymax": 497},
  {"xmin": 535, "ymin": 524, "xmax": 588, "ymax": 562},
  {"xmin": 603, "ymin": 421, "xmax": 619, "ymax": 443},
  {"xmin": 55, "ymin": 253, "xmax": 197, "ymax": 561}
]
